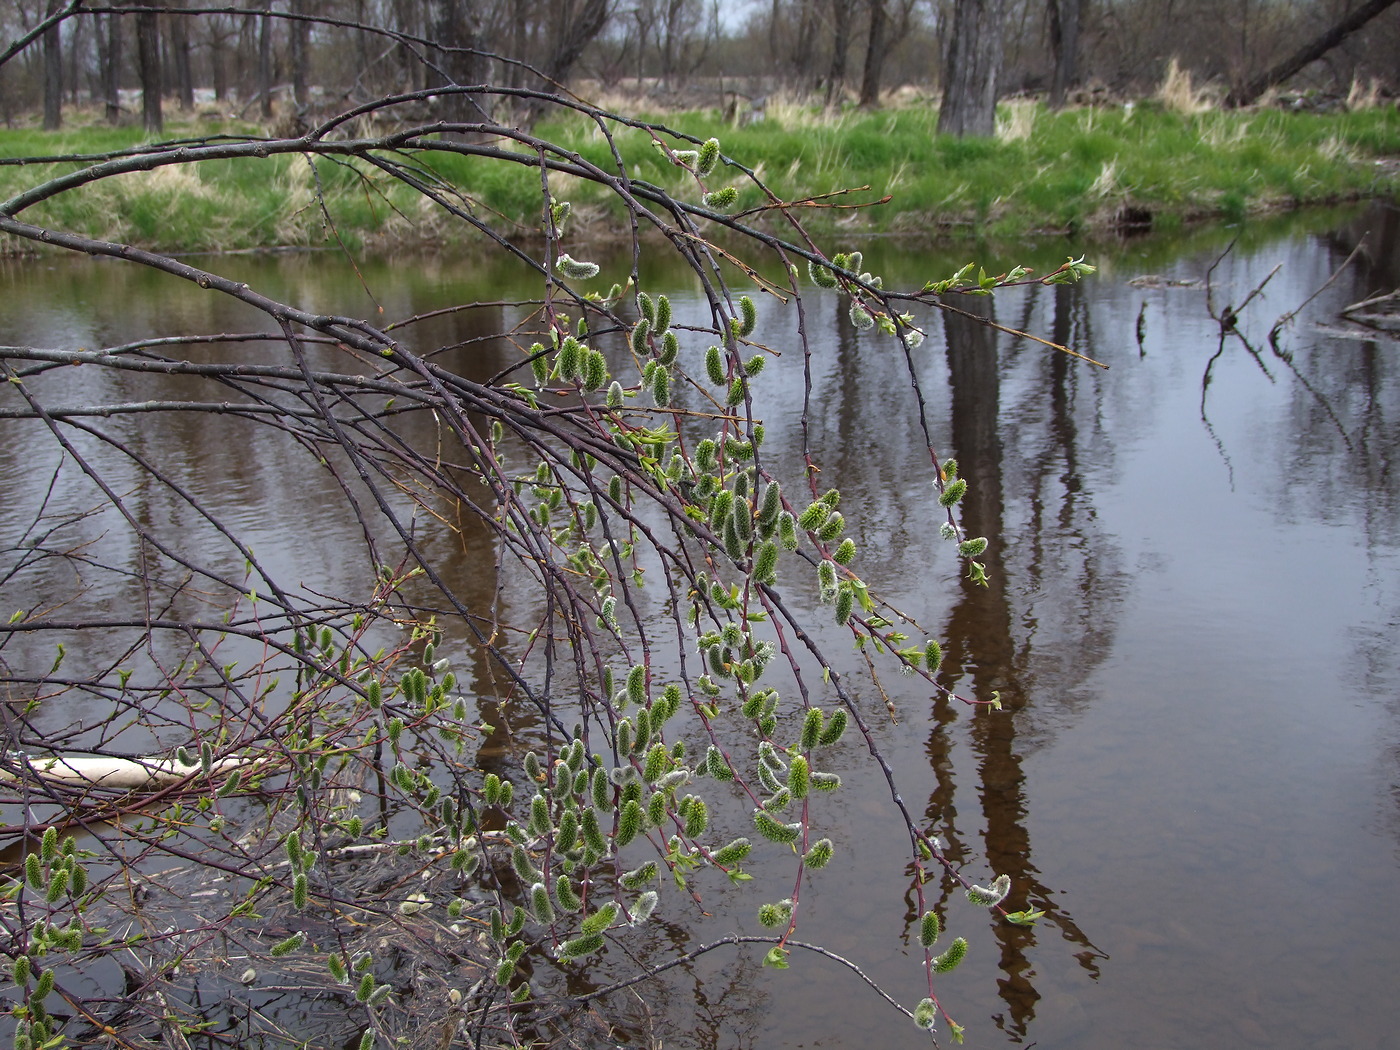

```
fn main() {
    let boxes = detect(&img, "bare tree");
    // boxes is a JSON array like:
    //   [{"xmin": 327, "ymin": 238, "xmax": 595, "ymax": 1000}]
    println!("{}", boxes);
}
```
[
  {"xmin": 1226, "ymin": 0, "xmax": 1400, "ymax": 105},
  {"xmin": 938, "ymin": 0, "xmax": 1005, "ymax": 137}
]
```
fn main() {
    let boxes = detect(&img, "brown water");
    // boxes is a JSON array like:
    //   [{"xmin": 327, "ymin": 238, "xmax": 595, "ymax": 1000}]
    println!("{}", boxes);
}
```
[{"xmin": 2, "ymin": 203, "xmax": 1397, "ymax": 1049}]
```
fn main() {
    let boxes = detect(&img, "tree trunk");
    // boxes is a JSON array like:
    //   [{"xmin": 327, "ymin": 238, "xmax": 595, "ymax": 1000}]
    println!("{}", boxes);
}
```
[
  {"xmin": 137, "ymin": 0, "xmax": 163, "ymax": 133},
  {"xmin": 170, "ymin": 11, "xmax": 195, "ymax": 110},
  {"xmin": 42, "ymin": 0, "xmax": 62, "ymax": 130},
  {"xmin": 258, "ymin": 0, "xmax": 274, "ymax": 119},
  {"xmin": 1226, "ymin": 0, "xmax": 1400, "ymax": 106},
  {"xmin": 1047, "ymin": 0, "xmax": 1080, "ymax": 109},
  {"xmin": 290, "ymin": 0, "xmax": 309, "ymax": 107},
  {"xmin": 427, "ymin": 0, "xmax": 486, "ymax": 126},
  {"xmin": 937, "ymin": 0, "xmax": 1005, "ymax": 137},
  {"xmin": 858, "ymin": 0, "xmax": 888, "ymax": 107},
  {"xmin": 102, "ymin": 13, "xmax": 122, "ymax": 123},
  {"xmin": 825, "ymin": 0, "xmax": 855, "ymax": 107},
  {"xmin": 522, "ymin": 0, "xmax": 610, "ymax": 126}
]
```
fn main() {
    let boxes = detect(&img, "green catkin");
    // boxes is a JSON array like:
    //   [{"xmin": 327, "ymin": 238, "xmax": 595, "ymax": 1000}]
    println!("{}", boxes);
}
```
[
  {"xmin": 530, "ymin": 794, "xmax": 551, "ymax": 837},
  {"xmin": 818, "ymin": 708, "xmax": 848, "ymax": 747},
  {"xmin": 684, "ymin": 796, "xmax": 709, "ymax": 837},
  {"xmin": 591, "ymin": 766, "xmax": 611, "ymax": 808},
  {"xmin": 817, "ymin": 511, "xmax": 845, "ymax": 541},
  {"xmin": 359, "ymin": 1030, "xmax": 376, "ymax": 1050},
  {"xmin": 726, "ymin": 377, "xmax": 746, "ymax": 406},
  {"xmin": 787, "ymin": 755, "xmax": 810, "ymax": 799},
  {"xmin": 555, "ymin": 877, "xmax": 582, "ymax": 913},
  {"xmin": 958, "ymin": 536, "xmax": 989, "ymax": 558},
  {"xmin": 723, "ymin": 516, "xmax": 745, "ymax": 563},
  {"xmin": 696, "ymin": 438, "xmax": 718, "ymax": 473},
  {"xmin": 606, "ymin": 381, "xmax": 624, "ymax": 408},
  {"xmin": 801, "ymin": 707, "xmax": 824, "ymax": 751},
  {"xmin": 703, "ymin": 186, "xmax": 739, "ymax": 209},
  {"xmin": 581, "ymin": 808, "xmax": 607, "ymax": 853},
  {"xmin": 925, "ymin": 640, "xmax": 944, "ymax": 674},
  {"xmin": 835, "ymin": 586, "xmax": 855, "ymax": 625},
  {"xmin": 531, "ymin": 882, "xmax": 554, "ymax": 922},
  {"xmin": 636, "ymin": 291, "xmax": 656, "ymax": 324},
  {"xmin": 646, "ymin": 791, "xmax": 667, "ymax": 828},
  {"xmin": 804, "ymin": 838, "xmax": 834, "ymax": 869},
  {"xmin": 559, "ymin": 933, "xmax": 604, "ymax": 960},
  {"xmin": 706, "ymin": 745, "xmax": 735, "ymax": 781},
  {"xmin": 650, "ymin": 366, "xmax": 670, "ymax": 407},
  {"xmin": 643, "ymin": 742, "xmax": 668, "ymax": 783},
  {"xmin": 705, "ymin": 345, "xmax": 725, "ymax": 386},
  {"xmin": 939, "ymin": 478, "xmax": 968, "ymax": 507},
  {"xmin": 626, "ymin": 665, "xmax": 647, "ymax": 707},
  {"xmin": 557, "ymin": 338, "xmax": 580, "ymax": 380},
  {"xmin": 615, "ymin": 719, "xmax": 633, "ymax": 755},
  {"xmin": 709, "ymin": 489, "xmax": 734, "ymax": 530},
  {"xmin": 778, "ymin": 512, "xmax": 799, "ymax": 550},
  {"xmin": 738, "ymin": 296, "xmax": 757, "ymax": 337},
  {"xmin": 584, "ymin": 349, "xmax": 608, "ymax": 390},
  {"xmin": 934, "ymin": 937, "xmax": 969, "ymax": 973},
  {"xmin": 808, "ymin": 258, "xmax": 838, "ymax": 288},
  {"xmin": 660, "ymin": 330, "xmax": 679, "ymax": 364},
  {"xmin": 713, "ymin": 837, "xmax": 751, "ymax": 865},
  {"xmin": 920, "ymin": 910, "xmax": 941, "ymax": 948},
  {"xmin": 913, "ymin": 998, "xmax": 939, "ymax": 1031},
  {"xmin": 621, "ymin": 860, "xmax": 658, "ymax": 889},
  {"xmin": 655, "ymin": 294, "xmax": 672, "ymax": 334},
  {"xmin": 758, "ymin": 481, "xmax": 781, "ymax": 523},
  {"xmin": 630, "ymin": 318, "xmax": 651, "ymax": 356},
  {"xmin": 41, "ymin": 827, "xmax": 57, "ymax": 864},
  {"xmin": 752, "ymin": 810, "xmax": 800, "ymax": 844},
  {"xmin": 696, "ymin": 138, "xmax": 721, "ymax": 177},
  {"xmin": 634, "ymin": 707, "xmax": 652, "ymax": 750},
  {"xmin": 293, "ymin": 872, "xmax": 309, "ymax": 910},
  {"xmin": 557, "ymin": 808, "xmax": 579, "ymax": 851},
  {"xmin": 554, "ymin": 254, "xmax": 599, "ymax": 280},
  {"xmin": 616, "ymin": 799, "xmax": 644, "ymax": 847},
  {"xmin": 271, "ymin": 932, "xmax": 306, "ymax": 957},
  {"xmin": 832, "ymin": 538, "xmax": 857, "ymax": 565},
  {"xmin": 744, "ymin": 353, "xmax": 767, "ymax": 378},
  {"xmin": 754, "ymin": 540, "xmax": 779, "ymax": 585},
  {"xmin": 798, "ymin": 501, "xmax": 830, "ymax": 531},
  {"xmin": 581, "ymin": 901, "xmax": 619, "ymax": 935},
  {"xmin": 731, "ymin": 501, "xmax": 752, "ymax": 542}
]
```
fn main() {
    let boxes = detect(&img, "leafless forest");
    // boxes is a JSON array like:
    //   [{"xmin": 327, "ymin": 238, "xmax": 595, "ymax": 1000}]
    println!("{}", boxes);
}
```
[{"xmin": 3, "ymin": 0, "xmax": 1398, "ymax": 131}]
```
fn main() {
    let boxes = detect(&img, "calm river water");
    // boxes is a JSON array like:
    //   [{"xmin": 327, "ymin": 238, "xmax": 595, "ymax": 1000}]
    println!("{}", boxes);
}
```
[{"xmin": 2, "ymin": 202, "xmax": 1397, "ymax": 1049}]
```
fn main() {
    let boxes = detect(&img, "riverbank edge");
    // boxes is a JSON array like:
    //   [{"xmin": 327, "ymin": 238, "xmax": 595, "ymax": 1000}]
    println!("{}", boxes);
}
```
[{"xmin": 2, "ymin": 104, "xmax": 1398, "ymax": 256}]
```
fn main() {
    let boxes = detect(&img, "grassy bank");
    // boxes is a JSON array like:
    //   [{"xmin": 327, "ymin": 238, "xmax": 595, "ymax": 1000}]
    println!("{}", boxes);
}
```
[{"xmin": 2, "ymin": 100, "xmax": 1398, "ymax": 253}]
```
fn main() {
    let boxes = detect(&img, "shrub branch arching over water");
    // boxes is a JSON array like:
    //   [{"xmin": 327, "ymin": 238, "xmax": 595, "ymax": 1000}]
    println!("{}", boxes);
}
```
[{"xmin": 0, "ymin": 55, "xmax": 1097, "ymax": 1050}]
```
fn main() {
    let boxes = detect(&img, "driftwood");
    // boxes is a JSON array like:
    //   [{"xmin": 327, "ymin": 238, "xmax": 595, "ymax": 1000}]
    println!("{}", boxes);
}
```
[{"xmin": 1, "ymin": 751, "xmax": 252, "ymax": 790}]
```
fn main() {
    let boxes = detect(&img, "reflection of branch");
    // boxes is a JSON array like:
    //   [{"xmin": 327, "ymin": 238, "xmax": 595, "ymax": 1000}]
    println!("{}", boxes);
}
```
[
  {"xmin": 1270, "ymin": 236, "xmax": 1368, "ymax": 347},
  {"xmin": 570, "ymin": 934, "xmax": 915, "ymax": 1022}
]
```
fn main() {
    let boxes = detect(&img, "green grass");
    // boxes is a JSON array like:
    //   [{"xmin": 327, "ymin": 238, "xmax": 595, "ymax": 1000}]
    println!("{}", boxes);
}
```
[{"xmin": 2, "ymin": 101, "xmax": 1398, "ymax": 253}]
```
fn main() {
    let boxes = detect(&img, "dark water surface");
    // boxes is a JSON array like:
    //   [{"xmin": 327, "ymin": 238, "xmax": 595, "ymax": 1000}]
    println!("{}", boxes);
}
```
[{"xmin": 2, "ymin": 203, "xmax": 1397, "ymax": 1049}]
